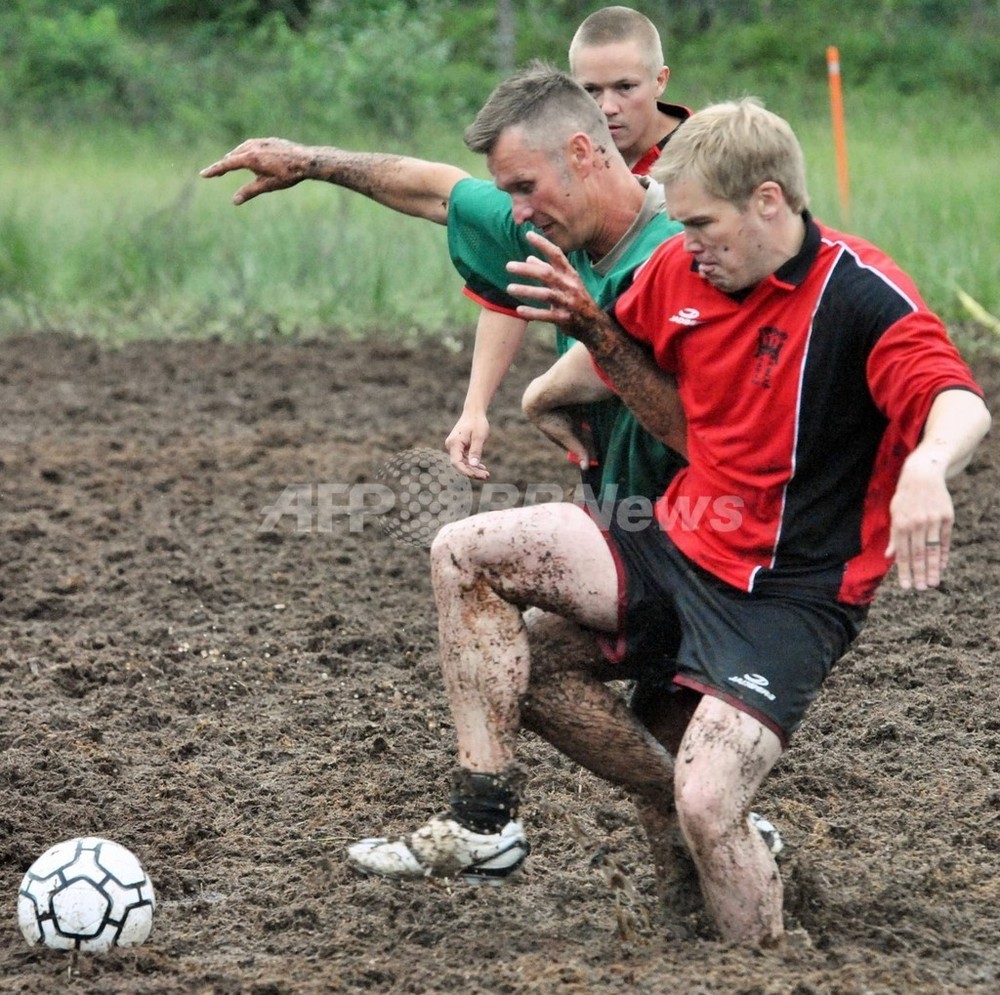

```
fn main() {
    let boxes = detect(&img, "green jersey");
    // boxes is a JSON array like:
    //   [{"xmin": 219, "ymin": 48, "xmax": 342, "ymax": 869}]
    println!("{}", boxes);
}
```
[{"xmin": 446, "ymin": 177, "xmax": 686, "ymax": 503}]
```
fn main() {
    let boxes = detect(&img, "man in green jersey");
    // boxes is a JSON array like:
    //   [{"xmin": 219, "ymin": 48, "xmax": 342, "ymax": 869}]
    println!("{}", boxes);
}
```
[
  {"xmin": 200, "ymin": 85, "xmax": 684, "ymax": 502},
  {"xmin": 443, "ymin": 98, "xmax": 685, "ymax": 504},
  {"xmin": 446, "ymin": 6, "xmax": 690, "ymax": 481}
]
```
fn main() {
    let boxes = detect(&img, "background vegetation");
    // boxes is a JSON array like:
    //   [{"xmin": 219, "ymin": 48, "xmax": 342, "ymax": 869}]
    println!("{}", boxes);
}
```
[{"xmin": 1, "ymin": 0, "xmax": 998, "ymax": 345}]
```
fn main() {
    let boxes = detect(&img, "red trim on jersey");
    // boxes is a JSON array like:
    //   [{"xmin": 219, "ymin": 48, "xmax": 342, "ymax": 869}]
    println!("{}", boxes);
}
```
[
  {"xmin": 461, "ymin": 285, "xmax": 521, "ymax": 319},
  {"xmin": 673, "ymin": 676, "xmax": 788, "ymax": 747},
  {"xmin": 631, "ymin": 145, "xmax": 662, "ymax": 178},
  {"xmin": 632, "ymin": 101, "xmax": 692, "ymax": 177}
]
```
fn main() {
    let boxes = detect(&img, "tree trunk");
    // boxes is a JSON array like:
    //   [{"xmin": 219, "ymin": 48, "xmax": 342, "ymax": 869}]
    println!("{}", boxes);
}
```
[{"xmin": 496, "ymin": 0, "xmax": 516, "ymax": 74}]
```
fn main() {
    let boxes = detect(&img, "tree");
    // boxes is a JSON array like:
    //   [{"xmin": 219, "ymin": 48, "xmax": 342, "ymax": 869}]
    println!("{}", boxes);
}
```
[{"xmin": 496, "ymin": 0, "xmax": 516, "ymax": 75}]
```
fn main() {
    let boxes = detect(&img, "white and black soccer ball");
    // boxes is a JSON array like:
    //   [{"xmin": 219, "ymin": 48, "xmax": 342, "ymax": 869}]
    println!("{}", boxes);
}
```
[{"xmin": 17, "ymin": 837, "xmax": 155, "ymax": 953}]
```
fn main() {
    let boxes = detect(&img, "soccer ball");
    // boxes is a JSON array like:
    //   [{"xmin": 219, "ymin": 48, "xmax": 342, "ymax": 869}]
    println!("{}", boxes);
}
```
[{"xmin": 17, "ymin": 837, "xmax": 155, "ymax": 953}]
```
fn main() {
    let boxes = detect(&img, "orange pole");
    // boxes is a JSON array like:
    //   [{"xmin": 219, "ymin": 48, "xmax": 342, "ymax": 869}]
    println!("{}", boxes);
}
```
[{"xmin": 826, "ymin": 46, "xmax": 850, "ymax": 223}]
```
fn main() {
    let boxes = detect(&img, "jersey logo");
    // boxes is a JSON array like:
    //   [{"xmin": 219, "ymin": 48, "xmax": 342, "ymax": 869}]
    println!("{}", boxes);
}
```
[
  {"xmin": 726, "ymin": 673, "xmax": 777, "ymax": 701},
  {"xmin": 751, "ymin": 325, "xmax": 788, "ymax": 387},
  {"xmin": 668, "ymin": 306, "xmax": 701, "ymax": 326}
]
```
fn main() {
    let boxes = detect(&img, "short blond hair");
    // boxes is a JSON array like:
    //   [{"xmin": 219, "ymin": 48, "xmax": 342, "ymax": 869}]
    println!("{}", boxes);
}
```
[
  {"xmin": 569, "ymin": 6, "xmax": 664, "ymax": 78},
  {"xmin": 652, "ymin": 97, "xmax": 809, "ymax": 212}
]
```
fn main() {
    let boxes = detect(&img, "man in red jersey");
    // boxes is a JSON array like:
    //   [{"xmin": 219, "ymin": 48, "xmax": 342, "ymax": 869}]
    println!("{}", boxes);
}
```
[{"xmin": 349, "ymin": 98, "xmax": 990, "ymax": 946}]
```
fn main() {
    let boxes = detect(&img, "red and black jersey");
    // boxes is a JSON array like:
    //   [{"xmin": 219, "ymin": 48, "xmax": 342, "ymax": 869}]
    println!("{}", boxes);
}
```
[
  {"xmin": 631, "ymin": 101, "xmax": 691, "ymax": 177},
  {"xmin": 610, "ymin": 213, "xmax": 984, "ymax": 605}
]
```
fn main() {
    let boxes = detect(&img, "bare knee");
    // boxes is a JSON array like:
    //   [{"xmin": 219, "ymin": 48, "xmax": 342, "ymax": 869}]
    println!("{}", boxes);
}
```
[
  {"xmin": 430, "ymin": 518, "xmax": 477, "ymax": 586},
  {"xmin": 673, "ymin": 773, "xmax": 740, "ymax": 859}
]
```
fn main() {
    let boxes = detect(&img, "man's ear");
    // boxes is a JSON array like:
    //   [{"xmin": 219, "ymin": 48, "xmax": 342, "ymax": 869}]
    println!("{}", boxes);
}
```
[
  {"xmin": 567, "ymin": 132, "xmax": 596, "ymax": 173},
  {"xmin": 755, "ymin": 180, "xmax": 786, "ymax": 219},
  {"xmin": 655, "ymin": 65, "xmax": 670, "ymax": 98}
]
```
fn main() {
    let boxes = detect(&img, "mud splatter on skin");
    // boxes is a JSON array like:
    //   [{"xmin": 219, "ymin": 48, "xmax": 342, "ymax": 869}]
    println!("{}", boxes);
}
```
[
  {"xmin": 673, "ymin": 703, "xmax": 784, "ymax": 945},
  {"xmin": 434, "ymin": 514, "xmax": 693, "ymax": 891},
  {"xmin": 431, "ymin": 540, "xmax": 533, "ymax": 770},
  {"xmin": 208, "ymin": 139, "xmax": 454, "ymax": 217},
  {"xmin": 515, "ymin": 610, "xmax": 708, "ymax": 912},
  {"xmin": 520, "ymin": 612, "xmax": 674, "ymax": 803},
  {"xmin": 322, "ymin": 152, "xmax": 427, "ymax": 206},
  {"xmin": 566, "ymin": 308, "xmax": 685, "ymax": 454}
]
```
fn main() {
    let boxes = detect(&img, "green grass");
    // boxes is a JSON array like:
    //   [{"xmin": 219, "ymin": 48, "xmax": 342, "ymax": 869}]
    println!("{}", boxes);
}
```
[
  {"xmin": 0, "ymin": 126, "xmax": 484, "ymax": 342},
  {"xmin": 739, "ymin": 89, "xmax": 1000, "ymax": 355},
  {"xmin": 1, "ymin": 98, "xmax": 998, "ymax": 351},
  {"xmin": 793, "ymin": 93, "xmax": 1000, "ymax": 341}
]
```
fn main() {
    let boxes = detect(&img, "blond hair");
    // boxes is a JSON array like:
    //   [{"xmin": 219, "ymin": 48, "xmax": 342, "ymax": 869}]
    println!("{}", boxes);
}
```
[{"xmin": 652, "ymin": 97, "xmax": 809, "ymax": 212}]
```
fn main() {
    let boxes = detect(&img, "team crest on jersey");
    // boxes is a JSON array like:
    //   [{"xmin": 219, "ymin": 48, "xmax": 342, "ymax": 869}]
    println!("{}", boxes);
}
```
[{"xmin": 751, "ymin": 325, "xmax": 788, "ymax": 387}]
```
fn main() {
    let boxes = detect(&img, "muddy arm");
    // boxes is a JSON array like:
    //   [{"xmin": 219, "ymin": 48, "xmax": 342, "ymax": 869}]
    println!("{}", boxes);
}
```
[{"xmin": 200, "ymin": 136, "xmax": 469, "ymax": 224}]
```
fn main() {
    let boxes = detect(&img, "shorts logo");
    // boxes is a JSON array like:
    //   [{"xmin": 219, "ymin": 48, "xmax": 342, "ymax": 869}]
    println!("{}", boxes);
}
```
[
  {"xmin": 669, "ymin": 306, "xmax": 701, "ymax": 326},
  {"xmin": 727, "ymin": 673, "xmax": 777, "ymax": 701}
]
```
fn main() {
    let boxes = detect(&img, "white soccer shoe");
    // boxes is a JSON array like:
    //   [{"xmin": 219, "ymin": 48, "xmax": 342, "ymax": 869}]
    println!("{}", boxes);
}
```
[
  {"xmin": 347, "ymin": 815, "xmax": 529, "ymax": 886},
  {"xmin": 749, "ymin": 812, "xmax": 784, "ymax": 856}
]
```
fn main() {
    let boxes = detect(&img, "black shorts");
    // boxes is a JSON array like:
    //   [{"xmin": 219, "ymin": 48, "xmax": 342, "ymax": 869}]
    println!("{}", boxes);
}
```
[{"xmin": 589, "ymin": 505, "xmax": 868, "ymax": 745}]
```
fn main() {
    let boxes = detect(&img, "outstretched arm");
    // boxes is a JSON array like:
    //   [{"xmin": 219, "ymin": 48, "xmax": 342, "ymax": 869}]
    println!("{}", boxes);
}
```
[
  {"xmin": 507, "ymin": 230, "xmax": 686, "ymax": 455},
  {"xmin": 200, "ymin": 137, "xmax": 470, "ymax": 224},
  {"xmin": 887, "ymin": 388, "xmax": 991, "ymax": 591}
]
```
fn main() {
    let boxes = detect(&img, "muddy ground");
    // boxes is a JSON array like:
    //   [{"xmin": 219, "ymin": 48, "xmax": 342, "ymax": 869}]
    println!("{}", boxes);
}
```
[{"xmin": 0, "ymin": 330, "xmax": 997, "ymax": 994}]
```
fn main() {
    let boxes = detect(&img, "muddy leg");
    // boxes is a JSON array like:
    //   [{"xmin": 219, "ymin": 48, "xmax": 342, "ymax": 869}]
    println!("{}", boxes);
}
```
[
  {"xmin": 674, "ymin": 696, "xmax": 784, "ymax": 945},
  {"xmin": 430, "ymin": 504, "xmax": 619, "ymax": 774},
  {"xmin": 518, "ymin": 609, "xmax": 697, "ymax": 908},
  {"xmin": 627, "ymin": 682, "xmax": 702, "ymax": 913}
]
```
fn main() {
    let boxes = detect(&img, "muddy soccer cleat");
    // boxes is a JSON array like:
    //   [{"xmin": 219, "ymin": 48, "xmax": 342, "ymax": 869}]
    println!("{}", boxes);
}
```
[
  {"xmin": 749, "ymin": 811, "xmax": 783, "ymax": 856},
  {"xmin": 347, "ymin": 815, "xmax": 529, "ymax": 885}
]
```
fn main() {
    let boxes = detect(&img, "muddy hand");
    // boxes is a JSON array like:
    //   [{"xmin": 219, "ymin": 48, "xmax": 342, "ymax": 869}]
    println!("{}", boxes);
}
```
[
  {"xmin": 507, "ymin": 231, "xmax": 605, "ymax": 335},
  {"xmin": 200, "ymin": 137, "xmax": 313, "ymax": 205}
]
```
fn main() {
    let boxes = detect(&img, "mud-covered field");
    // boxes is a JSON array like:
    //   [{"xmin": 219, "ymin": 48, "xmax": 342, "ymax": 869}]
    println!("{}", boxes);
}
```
[{"xmin": 1, "ymin": 330, "xmax": 997, "ymax": 994}]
